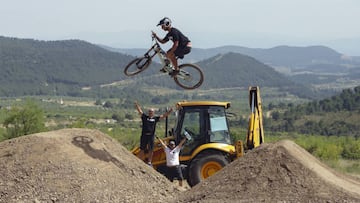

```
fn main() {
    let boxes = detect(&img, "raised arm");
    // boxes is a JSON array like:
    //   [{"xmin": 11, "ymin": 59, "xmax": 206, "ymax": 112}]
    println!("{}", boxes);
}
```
[
  {"xmin": 151, "ymin": 31, "xmax": 168, "ymax": 44},
  {"xmin": 156, "ymin": 136, "xmax": 167, "ymax": 149},
  {"xmin": 134, "ymin": 101, "xmax": 143, "ymax": 115},
  {"xmin": 178, "ymin": 137, "xmax": 187, "ymax": 148},
  {"xmin": 160, "ymin": 107, "xmax": 173, "ymax": 120}
]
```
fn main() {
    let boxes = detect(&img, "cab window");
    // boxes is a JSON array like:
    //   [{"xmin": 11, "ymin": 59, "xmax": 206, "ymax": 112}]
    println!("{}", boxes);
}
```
[
  {"xmin": 180, "ymin": 110, "xmax": 202, "ymax": 155},
  {"xmin": 209, "ymin": 107, "xmax": 231, "ymax": 144}
]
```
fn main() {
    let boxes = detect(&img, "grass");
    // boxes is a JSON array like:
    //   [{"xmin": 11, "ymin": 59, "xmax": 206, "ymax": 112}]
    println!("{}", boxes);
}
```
[{"xmin": 327, "ymin": 159, "xmax": 360, "ymax": 175}]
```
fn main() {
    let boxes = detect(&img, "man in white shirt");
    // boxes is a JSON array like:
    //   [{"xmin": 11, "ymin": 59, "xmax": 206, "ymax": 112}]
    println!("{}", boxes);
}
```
[{"xmin": 157, "ymin": 136, "xmax": 187, "ymax": 187}]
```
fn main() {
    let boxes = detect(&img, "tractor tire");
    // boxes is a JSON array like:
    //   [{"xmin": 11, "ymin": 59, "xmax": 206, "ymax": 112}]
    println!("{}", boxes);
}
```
[{"xmin": 187, "ymin": 151, "xmax": 229, "ymax": 187}]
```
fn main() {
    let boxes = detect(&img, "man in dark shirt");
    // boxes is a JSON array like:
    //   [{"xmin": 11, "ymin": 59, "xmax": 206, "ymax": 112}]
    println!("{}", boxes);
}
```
[
  {"xmin": 135, "ymin": 101, "xmax": 172, "ymax": 166},
  {"xmin": 152, "ymin": 17, "xmax": 192, "ymax": 77}
]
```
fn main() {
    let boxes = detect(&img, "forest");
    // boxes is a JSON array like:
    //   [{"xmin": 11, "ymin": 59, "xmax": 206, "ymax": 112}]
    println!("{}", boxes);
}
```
[{"xmin": 267, "ymin": 86, "xmax": 360, "ymax": 137}]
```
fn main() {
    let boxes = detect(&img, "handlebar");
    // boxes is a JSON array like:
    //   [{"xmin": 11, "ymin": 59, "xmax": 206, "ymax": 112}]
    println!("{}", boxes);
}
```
[
  {"xmin": 151, "ymin": 31, "xmax": 162, "ymax": 45},
  {"xmin": 151, "ymin": 31, "xmax": 156, "ymax": 41}
]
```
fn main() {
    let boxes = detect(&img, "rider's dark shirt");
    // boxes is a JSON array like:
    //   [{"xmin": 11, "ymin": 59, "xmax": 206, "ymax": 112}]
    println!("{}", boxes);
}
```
[
  {"xmin": 141, "ymin": 113, "xmax": 160, "ymax": 136},
  {"xmin": 164, "ymin": 28, "xmax": 190, "ymax": 47}
]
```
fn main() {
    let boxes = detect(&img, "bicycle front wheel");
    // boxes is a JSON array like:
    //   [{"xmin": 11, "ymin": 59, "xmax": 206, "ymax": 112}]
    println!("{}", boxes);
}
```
[
  {"xmin": 124, "ymin": 56, "xmax": 151, "ymax": 76},
  {"xmin": 174, "ymin": 63, "xmax": 204, "ymax": 90}
]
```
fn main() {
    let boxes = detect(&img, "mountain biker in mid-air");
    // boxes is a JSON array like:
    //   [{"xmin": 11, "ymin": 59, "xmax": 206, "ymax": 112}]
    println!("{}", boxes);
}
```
[{"xmin": 151, "ymin": 17, "xmax": 192, "ymax": 77}]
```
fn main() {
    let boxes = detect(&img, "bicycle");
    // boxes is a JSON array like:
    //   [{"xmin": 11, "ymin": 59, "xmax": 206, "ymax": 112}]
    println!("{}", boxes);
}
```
[{"xmin": 124, "ymin": 36, "xmax": 204, "ymax": 90}]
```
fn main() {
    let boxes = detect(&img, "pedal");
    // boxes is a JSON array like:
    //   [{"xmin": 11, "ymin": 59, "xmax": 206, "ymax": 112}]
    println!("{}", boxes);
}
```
[{"xmin": 169, "ymin": 70, "xmax": 179, "ymax": 77}]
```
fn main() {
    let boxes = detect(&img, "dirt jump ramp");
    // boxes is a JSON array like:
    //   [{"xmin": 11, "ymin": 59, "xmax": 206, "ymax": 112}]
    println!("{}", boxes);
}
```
[
  {"xmin": 0, "ymin": 128, "xmax": 181, "ymax": 202},
  {"xmin": 174, "ymin": 140, "xmax": 360, "ymax": 203}
]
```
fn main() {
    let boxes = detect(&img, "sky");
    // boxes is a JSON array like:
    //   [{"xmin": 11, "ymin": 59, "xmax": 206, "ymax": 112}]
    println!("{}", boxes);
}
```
[{"xmin": 1, "ymin": 0, "xmax": 360, "ymax": 55}]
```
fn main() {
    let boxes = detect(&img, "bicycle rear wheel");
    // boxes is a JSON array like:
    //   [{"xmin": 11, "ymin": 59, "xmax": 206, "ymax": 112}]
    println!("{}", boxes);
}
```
[
  {"xmin": 124, "ymin": 56, "xmax": 151, "ymax": 76},
  {"xmin": 174, "ymin": 63, "xmax": 204, "ymax": 90}
]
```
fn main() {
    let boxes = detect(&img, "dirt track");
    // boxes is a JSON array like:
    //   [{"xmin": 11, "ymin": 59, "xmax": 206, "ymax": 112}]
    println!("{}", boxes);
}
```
[{"xmin": 0, "ymin": 128, "xmax": 359, "ymax": 202}]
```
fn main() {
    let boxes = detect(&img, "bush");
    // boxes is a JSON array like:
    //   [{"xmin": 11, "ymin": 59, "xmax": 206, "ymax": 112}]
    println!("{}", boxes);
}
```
[
  {"xmin": 111, "ymin": 113, "xmax": 123, "ymax": 122},
  {"xmin": 314, "ymin": 143, "xmax": 342, "ymax": 160},
  {"xmin": 3, "ymin": 101, "xmax": 45, "ymax": 139},
  {"xmin": 125, "ymin": 113, "xmax": 134, "ymax": 120},
  {"xmin": 103, "ymin": 101, "xmax": 113, "ymax": 108},
  {"xmin": 295, "ymin": 135, "xmax": 360, "ymax": 161},
  {"xmin": 342, "ymin": 139, "xmax": 360, "ymax": 159}
]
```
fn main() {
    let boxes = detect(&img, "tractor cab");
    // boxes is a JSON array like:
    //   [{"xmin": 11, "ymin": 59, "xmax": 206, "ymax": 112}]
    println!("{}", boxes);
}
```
[{"xmin": 172, "ymin": 101, "xmax": 233, "ymax": 156}]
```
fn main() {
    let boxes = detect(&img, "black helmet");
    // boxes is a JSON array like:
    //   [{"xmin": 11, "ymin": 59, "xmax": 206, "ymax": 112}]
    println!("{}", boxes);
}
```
[{"xmin": 157, "ymin": 17, "xmax": 172, "ymax": 27}]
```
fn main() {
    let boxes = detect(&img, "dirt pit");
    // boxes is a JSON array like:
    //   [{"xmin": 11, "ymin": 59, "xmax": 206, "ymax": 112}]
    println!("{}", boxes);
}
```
[{"xmin": 1, "ymin": 129, "xmax": 359, "ymax": 203}]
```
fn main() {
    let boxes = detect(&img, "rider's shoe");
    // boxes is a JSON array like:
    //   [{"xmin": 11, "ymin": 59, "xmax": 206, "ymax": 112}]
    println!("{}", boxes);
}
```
[
  {"xmin": 159, "ymin": 67, "xmax": 167, "ymax": 73},
  {"xmin": 169, "ymin": 70, "xmax": 179, "ymax": 77}
]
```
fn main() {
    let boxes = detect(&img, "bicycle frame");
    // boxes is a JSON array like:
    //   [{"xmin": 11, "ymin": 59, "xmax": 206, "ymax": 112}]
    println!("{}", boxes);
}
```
[
  {"xmin": 145, "ymin": 37, "xmax": 175, "ymax": 72},
  {"xmin": 143, "ymin": 38, "xmax": 161, "ymax": 60}
]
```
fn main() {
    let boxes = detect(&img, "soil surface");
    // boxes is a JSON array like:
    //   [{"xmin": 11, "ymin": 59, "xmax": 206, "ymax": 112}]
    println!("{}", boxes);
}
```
[
  {"xmin": 174, "ymin": 140, "xmax": 360, "ymax": 203},
  {"xmin": 1, "ymin": 129, "xmax": 360, "ymax": 203},
  {"xmin": 0, "ymin": 129, "xmax": 182, "ymax": 203}
]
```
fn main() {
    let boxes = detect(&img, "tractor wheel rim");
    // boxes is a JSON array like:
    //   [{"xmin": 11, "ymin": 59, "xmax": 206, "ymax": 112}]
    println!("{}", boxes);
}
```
[{"xmin": 201, "ymin": 161, "xmax": 223, "ymax": 179}]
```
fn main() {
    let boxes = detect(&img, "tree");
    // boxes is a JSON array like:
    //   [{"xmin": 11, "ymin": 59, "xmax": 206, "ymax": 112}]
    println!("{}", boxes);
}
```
[
  {"xmin": 103, "ymin": 101, "xmax": 113, "ymax": 108},
  {"xmin": 112, "ymin": 113, "xmax": 124, "ymax": 122},
  {"xmin": 125, "ymin": 113, "xmax": 134, "ymax": 120},
  {"xmin": 271, "ymin": 111, "xmax": 280, "ymax": 121},
  {"xmin": 3, "ymin": 101, "xmax": 45, "ymax": 139},
  {"xmin": 95, "ymin": 99, "xmax": 102, "ymax": 106}
]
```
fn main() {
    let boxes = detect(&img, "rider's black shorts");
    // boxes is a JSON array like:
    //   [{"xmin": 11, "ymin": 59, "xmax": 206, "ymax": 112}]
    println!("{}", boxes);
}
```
[{"xmin": 175, "ymin": 46, "xmax": 191, "ymax": 59}]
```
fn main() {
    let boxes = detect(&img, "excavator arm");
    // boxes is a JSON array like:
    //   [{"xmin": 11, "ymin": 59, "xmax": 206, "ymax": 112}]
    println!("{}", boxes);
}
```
[{"xmin": 245, "ymin": 86, "xmax": 264, "ymax": 149}]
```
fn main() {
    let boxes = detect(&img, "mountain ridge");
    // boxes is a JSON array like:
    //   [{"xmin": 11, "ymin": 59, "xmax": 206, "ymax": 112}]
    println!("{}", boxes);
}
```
[
  {"xmin": 0, "ymin": 36, "xmax": 357, "ymax": 98},
  {"xmin": 114, "ymin": 44, "xmax": 358, "ymax": 67}
]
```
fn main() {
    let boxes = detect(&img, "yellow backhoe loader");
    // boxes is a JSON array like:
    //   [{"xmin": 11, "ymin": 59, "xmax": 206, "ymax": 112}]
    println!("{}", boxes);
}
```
[{"xmin": 132, "ymin": 86, "xmax": 264, "ymax": 187}]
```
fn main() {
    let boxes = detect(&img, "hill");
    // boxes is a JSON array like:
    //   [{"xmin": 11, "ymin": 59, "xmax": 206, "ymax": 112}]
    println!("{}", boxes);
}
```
[
  {"xmin": 0, "ymin": 36, "xmax": 131, "ymax": 96},
  {"xmin": 194, "ymin": 53, "xmax": 316, "ymax": 98},
  {"xmin": 116, "ymin": 44, "xmax": 359, "ymax": 68},
  {"xmin": 213, "ymin": 45, "xmax": 345, "ymax": 67},
  {"xmin": 0, "ymin": 36, "xmax": 315, "ymax": 99},
  {"xmin": 117, "ymin": 45, "xmax": 360, "ymax": 93},
  {"xmin": 114, "ymin": 52, "xmax": 317, "ymax": 98},
  {"xmin": 268, "ymin": 85, "xmax": 360, "ymax": 137},
  {"xmin": 1, "ymin": 129, "xmax": 359, "ymax": 202},
  {"xmin": 193, "ymin": 46, "xmax": 360, "ymax": 93}
]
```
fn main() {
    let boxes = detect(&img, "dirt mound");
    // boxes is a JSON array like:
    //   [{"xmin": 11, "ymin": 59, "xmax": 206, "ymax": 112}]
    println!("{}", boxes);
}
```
[
  {"xmin": 0, "ymin": 128, "xmax": 181, "ymax": 202},
  {"xmin": 174, "ymin": 140, "xmax": 360, "ymax": 203},
  {"xmin": 1, "ymin": 129, "xmax": 360, "ymax": 203}
]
